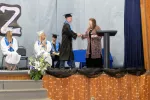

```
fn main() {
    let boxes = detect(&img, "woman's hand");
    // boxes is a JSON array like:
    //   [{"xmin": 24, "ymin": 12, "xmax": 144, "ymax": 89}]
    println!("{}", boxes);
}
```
[{"xmin": 91, "ymin": 35, "xmax": 98, "ymax": 38}]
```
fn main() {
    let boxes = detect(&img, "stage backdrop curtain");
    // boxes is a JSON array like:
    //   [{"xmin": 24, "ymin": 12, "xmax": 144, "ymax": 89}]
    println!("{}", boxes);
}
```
[
  {"xmin": 124, "ymin": 0, "xmax": 144, "ymax": 68},
  {"xmin": 57, "ymin": 0, "xmax": 125, "ymax": 67},
  {"xmin": 0, "ymin": 0, "xmax": 125, "ymax": 67},
  {"xmin": 0, "ymin": 0, "xmax": 57, "ymax": 67}
]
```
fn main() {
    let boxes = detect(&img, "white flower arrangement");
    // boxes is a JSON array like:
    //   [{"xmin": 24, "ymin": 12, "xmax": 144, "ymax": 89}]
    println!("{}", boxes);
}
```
[{"xmin": 28, "ymin": 55, "xmax": 51, "ymax": 80}]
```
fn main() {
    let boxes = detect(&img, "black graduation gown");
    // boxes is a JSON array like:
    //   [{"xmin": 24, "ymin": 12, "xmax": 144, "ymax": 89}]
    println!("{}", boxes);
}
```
[{"xmin": 59, "ymin": 23, "xmax": 77, "ymax": 61}]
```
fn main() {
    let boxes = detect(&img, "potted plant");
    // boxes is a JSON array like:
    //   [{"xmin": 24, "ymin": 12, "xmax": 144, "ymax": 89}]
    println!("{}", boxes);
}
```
[{"xmin": 28, "ymin": 55, "xmax": 51, "ymax": 80}]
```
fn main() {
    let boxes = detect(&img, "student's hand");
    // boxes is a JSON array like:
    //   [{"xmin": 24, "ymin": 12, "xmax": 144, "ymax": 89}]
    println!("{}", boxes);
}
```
[
  {"xmin": 51, "ymin": 52, "xmax": 55, "ymax": 56},
  {"xmin": 42, "ymin": 41, "xmax": 46, "ymax": 47},
  {"xmin": 9, "ymin": 44, "xmax": 12, "ymax": 47},
  {"xmin": 52, "ymin": 52, "xmax": 57, "ymax": 55},
  {"xmin": 77, "ymin": 33, "xmax": 82, "ymax": 37},
  {"xmin": 52, "ymin": 52, "xmax": 60, "ymax": 56},
  {"xmin": 56, "ymin": 53, "xmax": 60, "ymax": 56}
]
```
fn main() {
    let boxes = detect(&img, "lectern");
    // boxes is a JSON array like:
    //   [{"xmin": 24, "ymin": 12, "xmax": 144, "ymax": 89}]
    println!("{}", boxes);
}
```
[{"xmin": 97, "ymin": 30, "xmax": 117, "ymax": 69}]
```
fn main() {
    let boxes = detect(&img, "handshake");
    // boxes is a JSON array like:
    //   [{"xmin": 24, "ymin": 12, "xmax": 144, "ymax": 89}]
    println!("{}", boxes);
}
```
[{"xmin": 77, "ymin": 33, "xmax": 82, "ymax": 37}]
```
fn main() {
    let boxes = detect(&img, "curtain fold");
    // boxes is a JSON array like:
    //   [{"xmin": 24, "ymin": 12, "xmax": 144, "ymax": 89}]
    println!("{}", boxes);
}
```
[{"xmin": 124, "ymin": 0, "xmax": 144, "ymax": 68}]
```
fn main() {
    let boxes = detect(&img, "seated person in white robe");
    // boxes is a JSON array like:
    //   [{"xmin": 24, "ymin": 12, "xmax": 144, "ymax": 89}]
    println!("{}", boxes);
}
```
[
  {"xmin": 0, "ymin": 28, "xmax": 21, "ymax": 70},
  {"xmin": 34, "ymin": 30, "xmax": 52, "ymax": 66}
]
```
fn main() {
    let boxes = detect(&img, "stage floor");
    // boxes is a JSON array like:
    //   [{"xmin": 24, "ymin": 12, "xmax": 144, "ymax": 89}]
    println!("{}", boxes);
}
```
[{"xmin": 0, "ymin": 70, "xmax": 29, "ymax": 74}]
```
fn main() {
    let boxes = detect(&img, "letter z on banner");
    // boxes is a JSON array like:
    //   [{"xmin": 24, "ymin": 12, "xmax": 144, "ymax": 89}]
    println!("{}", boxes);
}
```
[{"xmin": 0, "ymin": 3, "xmax": 22, "ymax": 36}]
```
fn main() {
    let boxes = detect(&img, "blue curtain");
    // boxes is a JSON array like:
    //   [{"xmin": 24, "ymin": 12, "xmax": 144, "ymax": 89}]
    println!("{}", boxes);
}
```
[{"xmin": 124, "ymin": 0, "xmax": 144, "ymax": 68}]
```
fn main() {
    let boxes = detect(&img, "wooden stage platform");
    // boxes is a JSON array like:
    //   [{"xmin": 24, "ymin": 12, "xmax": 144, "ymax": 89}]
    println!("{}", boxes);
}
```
[
  {"xmin": 0, "ymin": 70, "xmax": 30, "ymax": 80},
  {"xmin": 0, "ymin": 69, "xmax": 149, "ymax": 100},
  {"xmin": 43, "ymin": 73, "xmax": 150, "ymax": 100}
]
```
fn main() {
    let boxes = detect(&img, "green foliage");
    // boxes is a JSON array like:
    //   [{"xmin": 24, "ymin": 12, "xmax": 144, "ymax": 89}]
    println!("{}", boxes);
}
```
[
  {"xmin": 29, "ymin": 70, "xmax": 42, "ymax": 80},
  {"xmin": 28, "ymin": 55, "xmax": 51, "ymax": 80}
]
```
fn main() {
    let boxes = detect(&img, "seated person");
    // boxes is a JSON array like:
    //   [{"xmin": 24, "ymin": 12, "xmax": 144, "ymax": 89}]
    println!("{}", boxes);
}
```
[
  {"xmin": 0, "ymin": 27, "xmax": 21, "ymax": 70},
  {"xmin": 51, "ymin": 34, "xmax": 60, "ymax": 68},
  {"xmin": 34, "ymin": 30, "xmax": 52, "ymax": 66}
]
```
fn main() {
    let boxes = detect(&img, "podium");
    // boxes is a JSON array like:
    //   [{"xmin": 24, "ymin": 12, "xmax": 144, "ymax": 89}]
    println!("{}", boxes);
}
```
[{"xmin": 97, "ymin": 30, "xmax": 117, "ymax": 69}]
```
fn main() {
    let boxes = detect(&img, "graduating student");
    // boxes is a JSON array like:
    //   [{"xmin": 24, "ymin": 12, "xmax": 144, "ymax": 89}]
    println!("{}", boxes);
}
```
[
  {"xmin": 59, "ymin": 13, "xmax": 81, "ymax": 68},
  {"xmin": 51, "ymin": 34, "xmax": 60, "ymax": 68},
  {"xmin": 0, "ymin": 28, "xmax": 21, "ymax": 70},
  {"xmin": 34, "ymin": 30, "xmax": 52, "ymax": 66}
]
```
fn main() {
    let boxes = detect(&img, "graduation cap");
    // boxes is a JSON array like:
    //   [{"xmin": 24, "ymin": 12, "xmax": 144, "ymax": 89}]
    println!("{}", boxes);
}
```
[
  {"xmin": 37, "ymin": 30, "xmax": 44, "ymax": 36},
  {"xmin": 52, "ymin": 34, "xmax": 59, "ymax": 38},
  {"xmin": 64, "ymin": 13, "xmax": 72, "ymax": 18}
]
